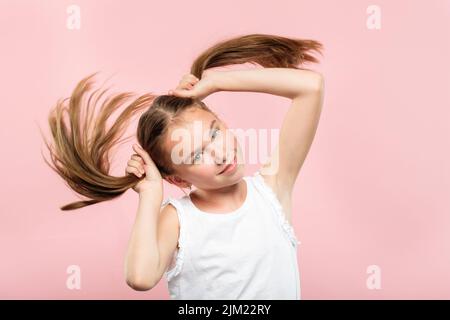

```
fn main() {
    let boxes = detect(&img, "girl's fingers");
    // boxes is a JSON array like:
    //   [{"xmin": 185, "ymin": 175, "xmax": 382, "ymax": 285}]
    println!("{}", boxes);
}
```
[
  {"xmin": 188, "ymin": 74, "xmax": 199, "ymax": 82},
  {"xmin": 178, "ymin": 76, "xmax": 198, "ymax": 88},
  {"xmin": 127, "ymin": 160, "xmax": 145, "ymax": 174},
  {"xmin": 176, "ymin": 81, "xmax": 194, "ymax": 90},
  {"xmin": 131, "ymin": 154, "xmax": 144, "ymax": 164},
  {"xmin": 125, "ymin": 166, "xmax": 143, "ymax": 177},
  {"xmin": 132, "ymin": 144, "xmax": 156, "ymax": 167},
  {"xmin": 127, "ymin": 159, "xmax": 140, "ymax": 167},
  {"xmin": 185, "ymin": 77, "xmax": 198, "ymax": 85},
  {"xmin": 169, "ymin": 74, "xmax": 199, "ymax": 96},
  {"xmin": 169, "ymin": 88, "xmax": 192, "ymax": 98},
  {"xmin": 182, "ymin": 74, "xmax": 198, "ymax": 82}
]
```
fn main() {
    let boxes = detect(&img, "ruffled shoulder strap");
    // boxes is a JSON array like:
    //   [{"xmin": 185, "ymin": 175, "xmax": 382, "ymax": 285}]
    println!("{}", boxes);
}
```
[
  {"xmin": 251, "ymin": 171, "xmax": 301, "ymax": 248},
  {"xmin": 161, "ymin": 197, "xmax": 186, "ymax": 281}
]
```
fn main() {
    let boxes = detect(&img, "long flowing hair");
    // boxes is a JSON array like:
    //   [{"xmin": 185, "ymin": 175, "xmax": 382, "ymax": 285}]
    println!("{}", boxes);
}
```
[{"xmin": 40, "ymin": 33, "xmax": 323, "ymax": 211}]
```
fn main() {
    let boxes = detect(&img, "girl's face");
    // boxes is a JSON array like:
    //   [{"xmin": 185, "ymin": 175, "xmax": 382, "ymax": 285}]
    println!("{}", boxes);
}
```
[{"xmin": 163, "ymin": 108, "xmax": 245, "ymax": 190}]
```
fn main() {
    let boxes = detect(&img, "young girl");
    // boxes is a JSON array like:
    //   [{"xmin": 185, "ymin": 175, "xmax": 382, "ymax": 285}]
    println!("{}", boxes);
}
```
[{"xmin": 42, "ymin": 34, "xmax": 324, "ymax": 300}]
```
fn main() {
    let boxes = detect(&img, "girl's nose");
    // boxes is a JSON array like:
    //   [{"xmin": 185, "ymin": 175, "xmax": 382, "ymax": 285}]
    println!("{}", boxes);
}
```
[
  {"xmin": 210, "ymin": 130, "xmax": 235, "ymax": 164},
  {"xmin": 210, "ymin": 144, "xmax": 226, "ymax": 164},
  {"xmin": 206, "ymin": 141, "xmax": 225, "ymax": 165},
  {"xmin": 212, "ymin": 145, "xmax": 235, "ymax": 165}
]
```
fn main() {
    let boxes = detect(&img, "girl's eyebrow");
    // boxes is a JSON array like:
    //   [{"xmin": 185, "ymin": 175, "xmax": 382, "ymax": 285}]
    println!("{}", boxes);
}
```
[{"xmin": 184, "ymin": 119, "xmax": 217, "ymax": 163}]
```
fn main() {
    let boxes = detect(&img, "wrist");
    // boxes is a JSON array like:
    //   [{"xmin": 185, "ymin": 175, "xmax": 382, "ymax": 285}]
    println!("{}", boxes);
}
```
[
  {"xmin": 138, "ymin": 183, "xmax": 162, "ymax": 198},
  {"xmin": 208, "ymin": 71, "xmax": 231, "ymax": 93}
]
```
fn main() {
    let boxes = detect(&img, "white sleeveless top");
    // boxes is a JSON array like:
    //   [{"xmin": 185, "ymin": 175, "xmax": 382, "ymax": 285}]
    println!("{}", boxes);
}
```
[{"xmin": 160, "ymin": 170, "xmax": 301, "ymax": 300}]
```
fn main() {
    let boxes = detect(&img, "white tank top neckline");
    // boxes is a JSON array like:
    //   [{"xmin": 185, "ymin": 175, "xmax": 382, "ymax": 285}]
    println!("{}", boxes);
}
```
[{"xmin": 186, "ymin": 175, "xmax": 252, "ymax": 217}]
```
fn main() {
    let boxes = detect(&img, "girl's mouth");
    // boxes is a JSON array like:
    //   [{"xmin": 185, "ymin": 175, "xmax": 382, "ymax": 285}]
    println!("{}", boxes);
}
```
[{"xmin": 218, "ymin": 153, "xmax": 237, "ymax": 175}]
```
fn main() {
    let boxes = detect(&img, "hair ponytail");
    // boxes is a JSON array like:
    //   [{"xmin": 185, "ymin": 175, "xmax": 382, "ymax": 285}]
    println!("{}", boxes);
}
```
[
  {"xmin": 42, "ymin": 33, "xmax": 322, "ymax": 211},
  {"xmin": 41, "ymin": 73, "xmax": 156, "ymax": 210},
  {"xmin": 190, "ymin": 33, "xmax": 322, "ymax": 78}
]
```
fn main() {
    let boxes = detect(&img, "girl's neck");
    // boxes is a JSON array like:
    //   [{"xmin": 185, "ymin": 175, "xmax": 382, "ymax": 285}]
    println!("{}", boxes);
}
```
[{"xmin": 190, "ymin": 179, "xmax": 247, "ymax": 213}]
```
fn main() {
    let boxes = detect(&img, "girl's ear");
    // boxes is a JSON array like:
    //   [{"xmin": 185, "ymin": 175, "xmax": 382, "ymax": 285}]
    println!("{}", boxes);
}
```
[{"xmin": 166, "ymin": 175, "xmax": 190, "ymax": 188}]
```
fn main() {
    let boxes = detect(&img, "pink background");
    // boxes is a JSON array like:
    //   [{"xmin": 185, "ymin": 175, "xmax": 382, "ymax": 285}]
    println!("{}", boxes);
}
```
[{"xmin": 0, "ymin": 0, "xmax": 449, "ymax": 299}]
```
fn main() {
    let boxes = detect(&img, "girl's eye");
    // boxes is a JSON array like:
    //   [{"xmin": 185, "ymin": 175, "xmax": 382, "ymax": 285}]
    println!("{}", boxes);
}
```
[
  {"xmin": 192, "ymin": 128, "xmax": 220, "ymax": 164},
  {"xmin": 193, "ymin": 151, "xmax": 203, "ymax": 163},
  {"xmin": 212, "ymin": 128, "xmax": 220, "ymax": 139}
]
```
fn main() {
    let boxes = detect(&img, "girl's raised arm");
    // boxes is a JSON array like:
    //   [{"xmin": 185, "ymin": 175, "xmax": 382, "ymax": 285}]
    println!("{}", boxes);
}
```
[{"xmin": 210, "ymin": 68, "xmax": 325, "ymax": 223}]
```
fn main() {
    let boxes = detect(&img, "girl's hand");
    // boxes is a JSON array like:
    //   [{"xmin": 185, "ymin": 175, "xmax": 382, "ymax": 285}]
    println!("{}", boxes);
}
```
[
  {"xmin": 168, "ymin": 73, "xmax": 218, "ymax": 100},
  {"xmin": 126, "ymin": 144, "xmax": 163, "ymax": 194}
]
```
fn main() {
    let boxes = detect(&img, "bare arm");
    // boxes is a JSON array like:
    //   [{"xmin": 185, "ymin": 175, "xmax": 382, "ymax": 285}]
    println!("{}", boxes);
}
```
[
  {"xmin": 123, "ymin": 144, "xmax": 179, "ymax": 291},
  {"xmin": 211, "ymin": 67, "xmax": 322, "ymax": 100},
  {"xmin": 124, "ymin": 189, "xmax": 179, "ymax": 291}
]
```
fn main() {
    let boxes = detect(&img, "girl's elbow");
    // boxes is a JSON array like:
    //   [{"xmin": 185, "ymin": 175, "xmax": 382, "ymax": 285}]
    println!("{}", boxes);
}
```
[
  {"xmin": 126, "ymin": 276, "xmax": 156, "ymax": 291},
  {"xmin": 312, "ymin": 72, "xmax": 324, "ymax": 93},
  {"xmin": 294, "ymin": 71, "xmax": 324, "ymax": 97},
  {"xmin": 125, "ymin": 272, "xmax": 159, "ymax": 291}
]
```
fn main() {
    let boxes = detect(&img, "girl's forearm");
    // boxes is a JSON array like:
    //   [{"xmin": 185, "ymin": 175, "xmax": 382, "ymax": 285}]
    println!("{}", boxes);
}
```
[
  {"xmin": 124, "ymin": 190, "xmax": 162, "ymax": 290},
  {"xmin": 212, "ymin": 67, "xmax": 323, "ymax": 99}
]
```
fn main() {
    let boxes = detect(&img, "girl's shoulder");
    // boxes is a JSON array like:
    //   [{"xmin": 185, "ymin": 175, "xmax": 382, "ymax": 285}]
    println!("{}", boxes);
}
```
[{"xmin": 161, "ymin": 196, "xmax": 189, "ymax": 213}]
